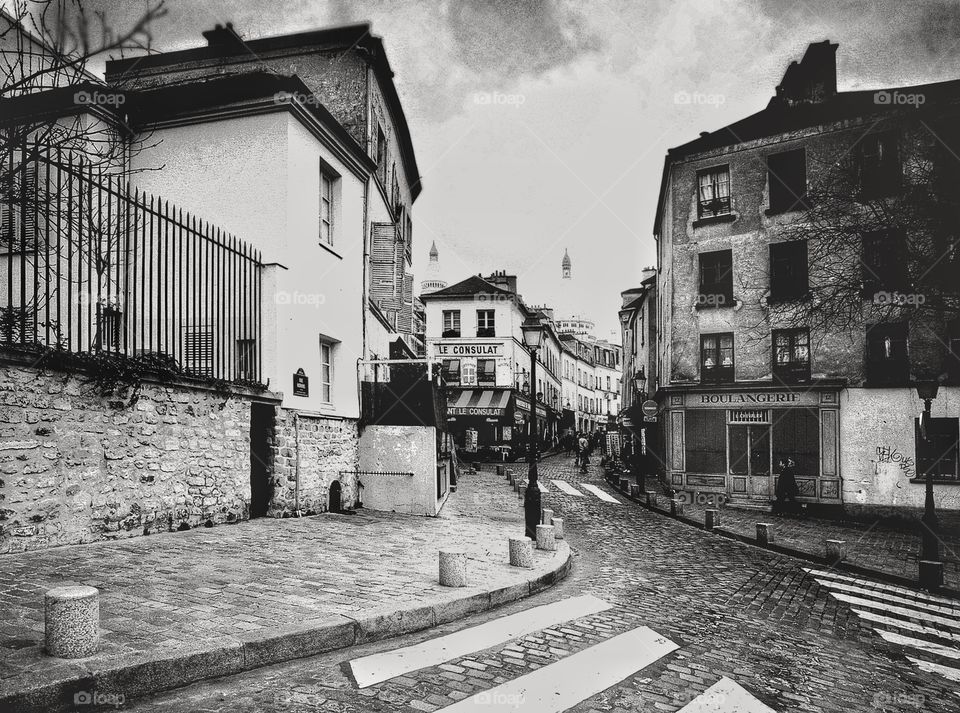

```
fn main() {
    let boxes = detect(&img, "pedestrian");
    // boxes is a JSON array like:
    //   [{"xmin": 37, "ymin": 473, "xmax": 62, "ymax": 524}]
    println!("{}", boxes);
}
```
[
  {"xmin": 774, "ymin": 457, "xmax": 799, "ymax": 514},
  {"xmin": 578, "ymin": 433, "xmax": 590, "ymax": 473}
]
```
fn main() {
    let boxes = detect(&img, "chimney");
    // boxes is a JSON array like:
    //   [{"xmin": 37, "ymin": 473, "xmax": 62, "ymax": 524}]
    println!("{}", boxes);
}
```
[
  {"xmin": 201, "ymin": 22, "xmax": 245, "ymax": 50},
  {"xmin": 485, "ymin": 270, "xmax": 517, "ymax": 295},
  {"xmin": 775, "ymin": 40, "xmax": 838, "ymax": 105},
  {"xmin": 641, "ymin": 265, "xmax": 656, "ymax": 283}
]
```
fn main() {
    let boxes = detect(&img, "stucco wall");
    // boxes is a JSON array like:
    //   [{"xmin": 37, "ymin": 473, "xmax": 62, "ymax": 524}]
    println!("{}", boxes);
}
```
[
  {"xmin": 0, "ymin": 361, "xmax": 261, "ymax": 553},
  {"xmin": 358, "ymin": 425, "xmax": 442, "ymax": 516},
  {"xmin": 840, "ymin": 386, "xmax": 960, "ymax": 513}
]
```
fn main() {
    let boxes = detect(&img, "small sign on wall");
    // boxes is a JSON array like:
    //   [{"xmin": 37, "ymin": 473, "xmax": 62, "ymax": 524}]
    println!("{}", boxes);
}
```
[{"xmin": 293, "ymin": 368, "xmax": 309, "ymax": 397}]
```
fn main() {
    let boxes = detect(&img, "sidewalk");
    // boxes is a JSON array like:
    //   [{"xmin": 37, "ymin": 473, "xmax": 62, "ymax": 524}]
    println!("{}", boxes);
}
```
[
  {"xmin": 0, "ymin": 469, "xmax": 569, "ymax": 712},
  {"xmin": 607, "ymin": 473, "xmax": 960, "ymax": 592}
]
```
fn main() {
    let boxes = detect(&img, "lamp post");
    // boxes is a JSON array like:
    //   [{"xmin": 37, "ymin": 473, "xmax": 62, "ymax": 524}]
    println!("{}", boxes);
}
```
[
  {"xmin": 521, "ymin": 318, "xmax": 544, "ymax": 540},
  {"xmin": 917, "ymin": 379, "xmax": 942, "ymax": 589}
]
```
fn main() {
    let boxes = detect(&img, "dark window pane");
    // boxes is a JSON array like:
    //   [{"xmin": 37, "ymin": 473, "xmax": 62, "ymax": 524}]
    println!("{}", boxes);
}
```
[
  {"xmin": 772, "ymin": 408, "xmax": 820, "ymax": 477},
  {"xmin": 768, "ymin": 149, "xmax": 807, "ymax": 213},
  {"xmin": 729, "ymin": 425, "xmax": 748, "ymax": 475},
  {"xmin": 685, "ymin": 410, "xmax": 727, "ymax": 473},
  {"xmin": 769, "ymin": 240, "xmax": 808, "ymax": 302}
]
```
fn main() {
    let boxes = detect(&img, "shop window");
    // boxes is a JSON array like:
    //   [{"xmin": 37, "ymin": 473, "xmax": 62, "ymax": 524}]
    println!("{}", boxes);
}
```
[
  {"xmin": 685, "ymin": 410, "xmax": 726, "ymax": 473},
  {"xmin": 729, "ymin": 424, "xmax": 770, "ymax": 476},
  {"xmin": 477, "ymin": 358, "xmax": 496, "ymax": 385},
  {"xmin": 915, "ymin": 418, "xmax": 959, "ymax": 481},
  {"xmin": 701, "ymin": 333, "xmax": 734, "ymax": 383},
  {"xmin": 696, "ymin": 165, "xmax": 731, "ymax": 220},
  {"xmin": 442, "ymin": 310, "xmax": 461, "ymax": 338},
  {"xmin": 772, "ymin": 408, "xmax": 820, "ymax": 477},
  {"xmin": 866, "ymin": 323, "xmax": 909, "ymax": 386},
  {"xmin": 767, "ymin": 148, "xmax": 807, "ymax": 214},
  {"xmin": 476, "ymin": 309, "xmax": 495, "ymax": 337},
  {"xmin": 768, "ymin": 240, "xmax": 808, "ymax": 302},
  {"xmin": 772, "ymin": 328, "xmax": 811, "ymax": 383},
  {"xmin": 859, "ymin": 131, "xmax": 900, "ymax": 198},
  {"xmin": 862, "ymin": 230, "xmax": 909, "ymax": 296},
  {"xmin": 698, "ymin": 250, "xmax": 733, "ymax": 307},
  {"xmin": 441, "ymin": 358, "xmax": 460, "ymax": 384}
]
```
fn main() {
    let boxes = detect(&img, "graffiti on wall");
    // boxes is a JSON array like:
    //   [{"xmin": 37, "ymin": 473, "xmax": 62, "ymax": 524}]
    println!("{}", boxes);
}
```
[{"xmin": 875, "ymin": 445, "xmax": 915, "ymax": 478}]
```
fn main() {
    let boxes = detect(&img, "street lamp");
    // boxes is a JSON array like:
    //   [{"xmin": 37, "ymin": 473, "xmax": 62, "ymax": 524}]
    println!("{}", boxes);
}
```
[
  {"xmin": 917, "ymin": 379, "xmax": 942, "ymax": 589},
  {"xmin": 521, "ymin": 317, "xmax": 544, "ymax": 540},
  {"xmin": 633, "ymin": 368, "xmax": 647, "ymax": 400}
]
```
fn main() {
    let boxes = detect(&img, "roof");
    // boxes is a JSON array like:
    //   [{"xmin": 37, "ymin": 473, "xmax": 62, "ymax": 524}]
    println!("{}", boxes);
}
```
[
  {"xmin": 419, "ymin": 274, "xmax": 516, "ymax": 300},
  {"xmin": 652, "ymin": 76, "xmax": 960, "ymax": 236},
  {"xmin": 105, "ymin": 22, "xmax": 422, "ymax": 202}
]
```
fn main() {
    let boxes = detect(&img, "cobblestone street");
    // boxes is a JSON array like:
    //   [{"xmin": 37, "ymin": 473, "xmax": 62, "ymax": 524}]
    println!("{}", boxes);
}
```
[{"xmin": 121, "ymin": 458, "xmax": 958, "ymax": 713}]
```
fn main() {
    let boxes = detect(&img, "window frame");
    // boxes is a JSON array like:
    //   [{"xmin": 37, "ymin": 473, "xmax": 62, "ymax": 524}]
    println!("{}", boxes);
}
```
[
  {"xmin": 476, "ymin": 309, "xmax": 495, "ymax": 337},
  {"xmin": 441, "ymin": 358, "xmax": 461, "ymax": 384},
  {"xmin": 477, "ymin": 358, "xmax": 496, "ymax": 385},
  {"xmin": 319, "ymin": 164, "xmax": 335, "ymax": 246},
  {"xmin": 862, "ymin": 229, "xmax": 910, "ymax": 296},
  {"xmin": 442, "ymin": 310, "xmax": 461, "ymax": 338},
  {"xmin": 865, "ymin": 322, "xmax": 909, "ymax": 386},
  {"xmin": 696, "ymin": 164, "xmax": 732, "ymax": 220},
  {"xmin": 768, "ymin": 240, "xmax": 809, "ymax": 303},
  {"xmin": 698, "ymin": 249, "xmax": 734, "ymax": 308},
  {"xmin": 772, "ymin": 328, "xmax": 811, "ymax": 383},
  {"xmin": 320, "ymin": 339, "xmax": 334, "ymax": 403},
  {"xmin": 700, "ymin": 332, "xmax": 735, "ymax": 383},
  {"xmin": 859, "ymin": 131, "xmax": 901, "ymax": 199},
  {"xmin": 767, "ymin": 148, "xmax": 808, "ymax": 214},
  {"xmin": 914, "ymin": 417, "xmax": 959, "ymax": 482}
]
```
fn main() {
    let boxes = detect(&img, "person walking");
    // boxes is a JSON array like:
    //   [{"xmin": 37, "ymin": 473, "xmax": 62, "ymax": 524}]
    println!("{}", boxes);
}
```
[
  {"xmin": 774, "ymin": 457, "xmax": 800, "ymax": 514},
  {"xmin": 578, "ymin": 433, "xmax": 590, "ymax": 473}
]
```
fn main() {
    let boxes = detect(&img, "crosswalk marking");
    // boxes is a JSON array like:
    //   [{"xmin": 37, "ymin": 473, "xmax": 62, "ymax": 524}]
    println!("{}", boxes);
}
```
[
  {"xmin": 804, "ymin": 568, "xmax": 960, "ymax": 610},
  {"xmin": 852, "ymin": 608, "xmax": 960, "ymax": 643},
  {"xmin": 580, "ymin": 483, "xmax": 623, "ymax": 504},
  {"xmin": 551, "ymin": 480, "xmax": 585, "ymax": 496},
  {"xmin": 349, "ymin": 595, "xmax": 612, "ymax": 688},
  {"xmin": 829, "ymin": 591, "xmax": 960, "ymax": 631},
  {"xmin": 907, "ymin": 656, "xmax": 960, "ymax": 683},
  {"xmin": 809, "ymin": 577, "xmax": 960, "ymax": 621},
  {"xmin": 877, "ymin": 630, "xmax": 960, "ymax": 660},
  {"xmin": 436, "ymin": 626, "xmax": 678, "ymax": 712},
  {"xmin": 677, "ymin": 677, "xmax": 776, "ymax": 712}
]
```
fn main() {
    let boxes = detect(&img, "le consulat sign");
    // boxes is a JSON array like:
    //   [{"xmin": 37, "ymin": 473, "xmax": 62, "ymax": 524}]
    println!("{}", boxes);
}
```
[{"xmin": 434, "ymin": 342, "xmax": 504, "ymax": 357}]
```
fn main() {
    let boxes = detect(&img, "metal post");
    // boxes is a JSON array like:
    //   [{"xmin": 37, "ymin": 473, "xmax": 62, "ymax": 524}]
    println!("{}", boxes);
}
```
[
  {"xmin": 524, "ymin": 347, "xmax": 541, "ymax": 540},
  {"xmin": 920, "ymin": 397, "xmax": 941, "ymax": 569}
]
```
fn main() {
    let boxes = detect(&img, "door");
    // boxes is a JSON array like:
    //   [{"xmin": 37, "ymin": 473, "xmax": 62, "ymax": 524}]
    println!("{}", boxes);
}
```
[
  {"xmin": 249, "ymin": 402, "xmax": 274, "ymax": 518},
  {"xmin": 729, "ymin": 424, "xmax": 772, "ymax": 499}
]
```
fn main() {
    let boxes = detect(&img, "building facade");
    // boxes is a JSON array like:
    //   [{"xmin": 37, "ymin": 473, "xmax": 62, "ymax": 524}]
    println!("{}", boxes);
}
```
[{"xmin": 652, "ymin": 41, "xmax": 960, "ymax": 515}]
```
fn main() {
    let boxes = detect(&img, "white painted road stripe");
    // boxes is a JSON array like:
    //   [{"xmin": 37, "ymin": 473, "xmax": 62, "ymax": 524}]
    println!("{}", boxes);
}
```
[
  {"xmin": 551, "ymin": 480, "xmax": 585, "ymax": 496},
  {"xmin": 811, "ymin": 578, "xmax": 960, "ymax": 621},
  {"xmin": 350, "ymin": 595, "xmax": 613, "ymax": 688},
  {"xmin": 852, "ymin": 609, "xmax": 960, "ymax": 643},
  {"xmin": 877, "ymin": 630, "xmax": 960, "ymax": 660},
  {"xmin": 804, "ymin": 568, "xmax": 960, "ymax": 610},
  {"xmin": 436, "ymin": 626, "xmax": 678, "ymax": 712},
  {"xmin": 580, "ymin": 483, "xmax": 623, "ymax": 504},
  {"xmin": 907, "ymin": 656, "xmax": 960, "ymax": 683},
  {"xmin": 829, "ymin": 592, "xmax": 960, "ymax": 631},
  {"xmin": 677, "ymin": 677, "xmax": 777, "ymax": 713}
]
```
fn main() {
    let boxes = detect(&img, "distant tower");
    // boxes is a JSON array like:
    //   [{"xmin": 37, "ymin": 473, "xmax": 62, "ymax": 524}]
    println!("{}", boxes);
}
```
[
  {"xmin": 562, "ymin": 248, "xmax": 571, "ymax": 279},
  {"xmin": 420, "ymin": 240, "xmax": 447, "ymax": 294}
]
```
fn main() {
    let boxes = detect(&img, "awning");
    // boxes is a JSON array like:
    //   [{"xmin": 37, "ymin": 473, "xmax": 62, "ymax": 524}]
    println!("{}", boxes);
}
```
[{"xmin": 447, "ymin": 389, "xmax": 512, "ymax": 417}]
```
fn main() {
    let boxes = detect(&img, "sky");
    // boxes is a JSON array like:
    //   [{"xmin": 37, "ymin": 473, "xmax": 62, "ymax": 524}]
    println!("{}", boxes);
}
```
[{"xmin": 73, "ymin": 0, "xmax": 960, "ymax": 340}]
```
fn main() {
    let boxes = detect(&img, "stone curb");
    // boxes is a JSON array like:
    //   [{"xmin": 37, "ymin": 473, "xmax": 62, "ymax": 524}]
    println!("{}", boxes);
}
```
[
  {"xmin": 604, "ymin": 474, "xmax": 960, "ymax": 600},
  {"xmin": 0, "ymin": 543, "xmax": 571, "ymax": 713}
]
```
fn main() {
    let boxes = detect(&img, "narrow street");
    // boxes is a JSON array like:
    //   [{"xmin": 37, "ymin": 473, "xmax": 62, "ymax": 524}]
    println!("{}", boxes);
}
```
[{"xmin": 124, "ymin": 458, "xmax": 957, "ymax": 713}]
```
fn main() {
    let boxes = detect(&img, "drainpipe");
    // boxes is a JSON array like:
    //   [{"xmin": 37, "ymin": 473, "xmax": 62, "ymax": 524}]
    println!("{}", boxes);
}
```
[{"xmin": 293, "ymin": 411, "xmax": 301, "ymax": 517}]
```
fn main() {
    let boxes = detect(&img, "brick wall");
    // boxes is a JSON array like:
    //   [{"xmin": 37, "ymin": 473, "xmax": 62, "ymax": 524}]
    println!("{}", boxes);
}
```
[
  {"xmin": 267, "ymin": 410, "xmax": 360, "ymax": 516},
  {"xmin": 0, "ymin": 361, "xmax": 266, "ymax": 554}
]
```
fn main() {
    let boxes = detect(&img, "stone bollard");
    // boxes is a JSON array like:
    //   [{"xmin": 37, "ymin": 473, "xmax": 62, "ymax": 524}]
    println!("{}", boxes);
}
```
[
  {"xmin": 670, "ymin": 499, "xmax": 684, "ymax": 517},
  {"xmin": 439, "ymin": 551, "xmax": 467, "ymax": 587},
  {"xmin": 825, "ymin": 539, "xmax": 846, "ymax": 561},
  {"xmin": 705, "ymin": 509, "xmax": 720, "ymax": 531},
  {"xmin": 497, "ymin": 464, "xmax": 506, "ymax": 476},
  {"xmin": 756, "ymin": 523, "xmax": 774, "ymax": 547},
  {"xmin": 45, "ymin": 586, "xmax": 100, "ymax": 658},
  {"xmin": 552, "ymin": 517, "xmax": 564, "ymax": 539},
  {"xmin": 473, "ymin": 462, "xmax": 482, "ymax": 472},
  {"xmin": 536, "ymin": 524, "xmax": 556, "ymax": 551},
  {"xmin": 646, "ymin": 491, "xmax": 657, "ymax": 508},
  {"xmin": 518, "ymin": 485, "xmax": 526, "ymax": 501},
  {"xmin": 509, "ymin": 537, "xmax": 534, "ymax": 568},
  {"xmin": 506, "ymin": 468, "xmax": 514, "ymax": 482},
  {"xmin": 619, "ymin": 478, "xmax": 630, "ymax": 492},
  {"xmin": 542, "ymin": 508, "xmax": 554, "ymax": 525},
  {"xmin": 920, "ymin": 560, "xmax": 945, "ymax": 590}
]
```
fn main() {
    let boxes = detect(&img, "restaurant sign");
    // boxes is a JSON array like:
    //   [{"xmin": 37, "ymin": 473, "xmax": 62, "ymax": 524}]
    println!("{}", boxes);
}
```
[{"xmin": 434, "ymin": 342, "xmax": 505, "ymax": 357}]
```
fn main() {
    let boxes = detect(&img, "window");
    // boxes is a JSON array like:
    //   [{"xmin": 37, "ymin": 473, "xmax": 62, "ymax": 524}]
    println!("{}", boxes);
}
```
[
  {"xmin": 0, "ymin": 154, "xmax": 38, "ymax": 253},
  {"xmin": 915, "ymin": 418, "xmax": 959, "ymax": 481},
  {"xmin": 477, "ymin": 358, "xmax": 496, "ymax": 385},
  {"xmin": 606, "ymin": 376, "xmax": 611, "ymax": 390},
  {"xmin": 698, "ymin": 250, "xmax": 733, "ymax": 307},
  {"xmin": 319, "ymin": 167, "xmax": 335, "ymax": 246},
  {"xmin": 184, "ymin": 327, "xmax": 213, "ymax": 377},
  {"xmin": 859, "ymin": 131, "xmax": 900, "ymax": 198},
  {"xmin": 476, "ymin": 309, "xmax": 495, "ymax": 337},
  {"xmin": 236, "ymin": 339, "xmax": 256, "ymax": 381},
  {"xmin": 772, "ymin": 409, "xmax": 820, "ymax": 478},
  {"xmin": 701, "ymin": 333, "xmax": 734, "ymax": 383},
  {"xmin": 441, "ymin": 358, "xmax": 460, "ymax": 384},
  {"xmin": 866, "ymin": 323, "xmax": 909, "ymax": 385},
  {"xmin": 405, "ymin": 213, "xmax": 413, "ymax": 264},
  {"xmin": 767, "ymin": 148, "xmax": 807, "ymax": 214},
  {"xmin": 461, "ymin": 361, "xmax": 477, "ymax": 385},
  {"xmin": 696, "ymin": 165, "xmax": 731, "ymax": 219},
  {"xmin": 686, "ymin": 410, "xmax": 726, "ymax": 473},
  {"xmin": 862, "ymin": 230, "xmax": 909, "ymax": 296},
  {"xmin": 769, "ymin": 240, "xmax": 808, "ymax": 302},
  {"xmin": 320, "ymin": 340, "xmax": 334, "ymax": 402},
  {"xmin": 442, "ymin": 310, "xmax": 461, "ymax": 338},
  {"xmin": 772, "ymin": 328, "xmax": 811, "ymax": 383}
]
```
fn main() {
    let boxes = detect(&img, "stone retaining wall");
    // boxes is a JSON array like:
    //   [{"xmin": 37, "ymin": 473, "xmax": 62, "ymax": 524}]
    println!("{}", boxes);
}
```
[{"xmin": 0, "ymin": 361, "xmax": 266, "ymax": 553}]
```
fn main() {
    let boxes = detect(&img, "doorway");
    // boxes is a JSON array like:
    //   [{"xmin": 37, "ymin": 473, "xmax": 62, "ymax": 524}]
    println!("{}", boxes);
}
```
[
  {"xmin": 729, "ymin": 421, "xmax": 771, "ymax": 499},
  {"xmin": 329, "ymin": 480, "xmax": 342, "ymax": 513},
  {"xmin": 249, "ymin": 402, "xmax": 275, "ymax": 518}
]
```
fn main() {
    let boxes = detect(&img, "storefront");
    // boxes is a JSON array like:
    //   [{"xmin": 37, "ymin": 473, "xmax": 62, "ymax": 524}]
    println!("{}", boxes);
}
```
[
  {"xmin": 515, "ymin": 394, "xmax": 550, "ymax": 449},
  {"xmin": 662, "ymin": 385, "xmax": 842, "ymax": 505},
  {"xmin": 446, "ymin": 388, "xmax": 515, "ymax": 457}
]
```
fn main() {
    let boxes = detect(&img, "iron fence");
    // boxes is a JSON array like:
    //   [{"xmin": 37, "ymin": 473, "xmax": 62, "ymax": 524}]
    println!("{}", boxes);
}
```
[{"xmin": 0, "ymin": 138, "xmax": 263, "ymax": 384}]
